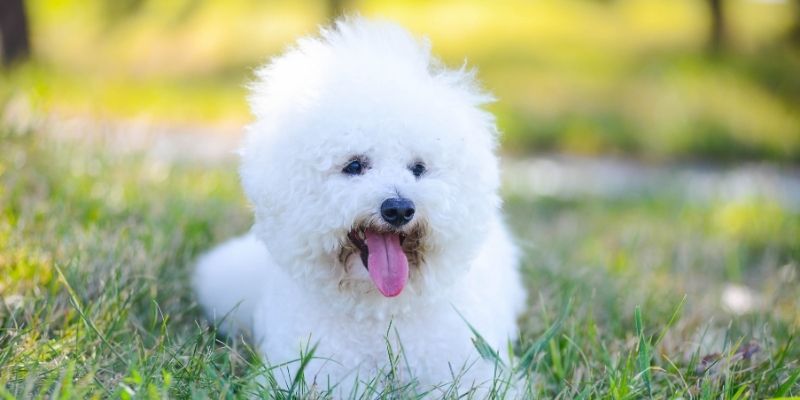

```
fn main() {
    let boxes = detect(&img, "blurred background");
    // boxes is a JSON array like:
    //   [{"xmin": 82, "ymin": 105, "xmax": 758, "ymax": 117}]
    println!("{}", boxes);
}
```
[
  {"xmin": 1, "ymin": 0, "xmax": 799, "ymax": 160},
  {"xmin": 1, "ymin": 0, "xmax": 799, "ymax": 397}
]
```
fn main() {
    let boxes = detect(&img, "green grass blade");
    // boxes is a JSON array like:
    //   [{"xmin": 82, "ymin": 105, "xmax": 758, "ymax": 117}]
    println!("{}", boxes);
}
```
[
  {"xmin": 517, "ymin": 296, "xmax": 573, "ymax": 375},
  {"xmin": 453, "ymin": 307, "xmax": 506, "ymax": 368},
  {"xmin": 288, "ymin": 341, "xmax": 319, "ymax": 397},
  {"xmin": 730, "ymin": 384, "xmax": 747, "ymax": 400},
  {"xmin": 53, "ymin": 263, "xmax": 126, "ymax": 362},
  {"xmin": 654, "ymin": 295, "xmax": 686, "ymax": 347},
  {"xmin": 774, "ymin": 367, "xmax": 800, "ymax": 397},
  {"xmin": 634, "ymin": 306, "xmax": 652, "ymax": 398}
]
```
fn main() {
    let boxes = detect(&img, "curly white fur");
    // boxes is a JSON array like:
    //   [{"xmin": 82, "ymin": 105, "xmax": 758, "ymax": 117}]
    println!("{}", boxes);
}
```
[{"xmin": 194, "ymin": 18, "xmax": 526, "ymax": 397}]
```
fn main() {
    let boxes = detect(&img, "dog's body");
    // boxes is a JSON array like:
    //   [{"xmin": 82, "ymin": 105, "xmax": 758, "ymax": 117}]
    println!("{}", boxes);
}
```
[{"xmin": 194, "ymin": 19, "xmax": 525, "ymax": 396}]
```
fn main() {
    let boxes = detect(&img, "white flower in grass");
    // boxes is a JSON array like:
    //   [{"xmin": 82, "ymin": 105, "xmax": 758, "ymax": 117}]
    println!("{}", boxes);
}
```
[{"xmin": 721, "ymin": 283, "xmax": 758, "ymax": 315}]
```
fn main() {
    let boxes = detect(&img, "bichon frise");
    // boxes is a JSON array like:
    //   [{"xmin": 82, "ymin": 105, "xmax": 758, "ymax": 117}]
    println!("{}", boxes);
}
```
[{"xmin": 194, "ymin": 18, "xmax": 526, "ymax": 397}]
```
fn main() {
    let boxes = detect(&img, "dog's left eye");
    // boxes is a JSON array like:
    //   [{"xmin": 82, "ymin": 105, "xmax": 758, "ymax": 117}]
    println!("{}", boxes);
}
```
[
  {"xmin": 410, "ymin": 162, "xmax": 426, "ymax": 178},
  {"xmin": 342, "ymin": 159, "xmax": 365, "ymax": 175}
]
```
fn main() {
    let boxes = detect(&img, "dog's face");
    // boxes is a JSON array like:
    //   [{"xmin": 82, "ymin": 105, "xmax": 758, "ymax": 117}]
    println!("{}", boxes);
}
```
[{"xmin": 240, "ymin": 20, "xmax": 501, "ymax": 302}]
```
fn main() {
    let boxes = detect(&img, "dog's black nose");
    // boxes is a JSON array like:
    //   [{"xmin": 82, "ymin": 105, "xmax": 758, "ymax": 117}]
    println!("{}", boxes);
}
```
[{"xmin": 380, "ymin": 197, "xmax": 415, "ymax": 227}]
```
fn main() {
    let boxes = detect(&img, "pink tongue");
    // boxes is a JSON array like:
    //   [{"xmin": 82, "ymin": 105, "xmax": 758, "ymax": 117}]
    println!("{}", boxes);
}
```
[{"xmin": 365, "ymin": 230, "xmax": 409, "ymax": 297}]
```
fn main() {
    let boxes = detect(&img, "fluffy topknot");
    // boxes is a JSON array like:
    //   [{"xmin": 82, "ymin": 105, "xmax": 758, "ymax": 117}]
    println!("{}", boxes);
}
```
[{"xmin": 247, "ymin": 17, "xmax": 493, "ymax": 122}]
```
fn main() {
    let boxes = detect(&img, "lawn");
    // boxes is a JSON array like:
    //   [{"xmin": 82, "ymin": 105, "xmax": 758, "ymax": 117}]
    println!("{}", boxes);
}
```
[{"xmin": 1, "ymin": 120, "xmax": 798, "ymax": 398}]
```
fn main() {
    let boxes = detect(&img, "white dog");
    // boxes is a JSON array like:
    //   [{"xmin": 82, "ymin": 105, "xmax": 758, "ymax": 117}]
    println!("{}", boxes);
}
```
[{"xmin": 194, "ymin": 18, "xmax": 525, "ymax": 397}]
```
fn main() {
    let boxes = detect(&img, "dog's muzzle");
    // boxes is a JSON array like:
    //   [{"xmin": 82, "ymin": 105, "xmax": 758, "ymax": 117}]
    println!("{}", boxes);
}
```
[{"xmin": 343, "ymin": 221, "xmax": 426, "ymax": 297}]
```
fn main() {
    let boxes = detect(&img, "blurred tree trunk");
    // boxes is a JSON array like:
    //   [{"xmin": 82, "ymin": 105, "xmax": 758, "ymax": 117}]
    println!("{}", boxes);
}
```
[
  {"xmin": 0, "ymin": 0, "xmax": 30, "ymax": 65},
  {"xmin": 708, "ymin": 0, "xmax": 726, "ymax": 52},
  {"xmin": 790, "ymin": 0, "xmax": 800, "ymax": 45}
]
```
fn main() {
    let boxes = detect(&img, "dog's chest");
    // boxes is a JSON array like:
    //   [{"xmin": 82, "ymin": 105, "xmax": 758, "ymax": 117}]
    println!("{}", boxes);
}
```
[{"xmin": 254, "ymin": 298, "xmax": 480, "ymax": 385}]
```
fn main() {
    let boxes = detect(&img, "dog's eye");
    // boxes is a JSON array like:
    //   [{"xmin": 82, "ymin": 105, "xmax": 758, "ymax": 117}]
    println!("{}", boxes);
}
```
[
  {"xmin": 342, "ymin": 159, "xmax": 365, "ymax": 175},
  {"xmin": 410, "ymin": 162, "xmax": 426, "ymax": 178}
]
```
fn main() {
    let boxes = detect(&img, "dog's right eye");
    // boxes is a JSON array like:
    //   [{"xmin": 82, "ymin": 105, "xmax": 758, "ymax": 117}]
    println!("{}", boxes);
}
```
[{"xmin": 342, "ymin": 159, "xmax": 365, "ymax": 175}]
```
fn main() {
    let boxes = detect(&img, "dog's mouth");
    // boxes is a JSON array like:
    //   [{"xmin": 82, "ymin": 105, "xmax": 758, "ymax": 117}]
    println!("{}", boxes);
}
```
[{"xmin": 344, "ymin": 225, "xmax": 425, "ymax": 297}]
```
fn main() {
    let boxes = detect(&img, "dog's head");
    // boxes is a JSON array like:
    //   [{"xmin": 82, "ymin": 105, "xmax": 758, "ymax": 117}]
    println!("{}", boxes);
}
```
[{"xmin": 241, "ymin": 19, "xmax": 500, "ymax": 305}]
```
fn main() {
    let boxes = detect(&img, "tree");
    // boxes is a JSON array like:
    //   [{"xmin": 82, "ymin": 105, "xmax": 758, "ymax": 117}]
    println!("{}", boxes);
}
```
[
  {"xmin": 789, "ymin": 0, "xmax": 800, "ymax": 45},
  {"xmin": 707, "ymin": 0, "xmax": 726, "ymax": 52},
  {"xmin": 0, "ymin": 0, "xmax": 30, "ymax": 65}
]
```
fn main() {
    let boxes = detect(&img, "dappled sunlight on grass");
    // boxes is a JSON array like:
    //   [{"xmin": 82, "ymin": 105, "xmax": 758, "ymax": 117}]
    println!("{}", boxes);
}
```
[
  {"xmin": 712, "ymin": 199, "xmax": 798, "ymax": 245},
  {"xmin": 4, "ymin": 61, "xmax": 250, "ymax": 125}
]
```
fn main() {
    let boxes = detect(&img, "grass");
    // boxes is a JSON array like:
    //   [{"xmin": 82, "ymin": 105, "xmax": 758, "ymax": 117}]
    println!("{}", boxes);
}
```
[{"xmin": 1, "ymin": 116, "xmax": 798, "ymax": 398}]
